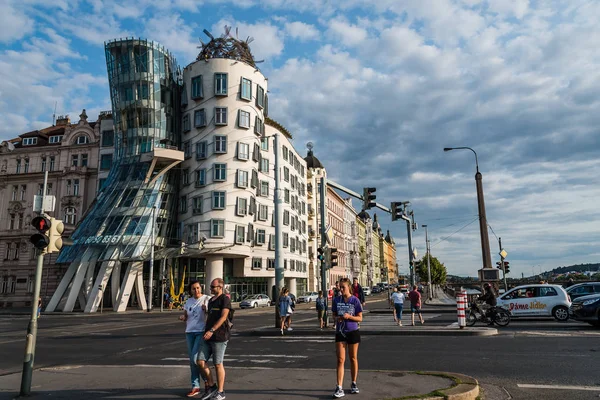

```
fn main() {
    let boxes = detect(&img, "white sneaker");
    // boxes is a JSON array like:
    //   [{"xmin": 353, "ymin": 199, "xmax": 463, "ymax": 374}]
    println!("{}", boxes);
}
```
[{"xmin": 287, "ymin": 327, "xmax": 293, "ymax": 331}]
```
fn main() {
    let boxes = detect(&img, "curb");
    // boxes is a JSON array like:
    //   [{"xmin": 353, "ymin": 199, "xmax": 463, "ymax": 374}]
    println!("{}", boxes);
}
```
[
  {"xmin": 409, "ymin": 371, "xmax": 479, "ymax": 400},
  {"xmin": 241, "ymin": 326, "xmax": 497, "ymax": 337}
]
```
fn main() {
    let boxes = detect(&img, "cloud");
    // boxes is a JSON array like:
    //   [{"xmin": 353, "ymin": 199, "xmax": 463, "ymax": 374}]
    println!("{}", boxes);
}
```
[
  {"xmin": 326, "ymin": 17, "xmax": 368, "ymax": 47},
  {"xmin": 143, "ymin": 13, "xmax": 200, "ymax": 63},
  {"xmin": 0, "ymin": 1, "xmax": 34, "ymax": 43},
  {"xmin": 211, "ymin": 19, "xmax": 285, "ymax": 61},
  {"xmin": 284, "ymin": 21, "xmax": 320, "ymax": 42}
]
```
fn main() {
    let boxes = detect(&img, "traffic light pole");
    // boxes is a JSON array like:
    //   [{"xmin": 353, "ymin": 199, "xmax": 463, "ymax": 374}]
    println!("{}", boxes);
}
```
[
  {"xmin": 20, "ymin": 171, "xmax": 48, "ymax": 396},
  {"xmin": 499, "ymin": 237, "xmax": 507, "ymax": 292},
  {"xmin": 319, "ymin": 176, "xmax": 329, "ymax": 327}
]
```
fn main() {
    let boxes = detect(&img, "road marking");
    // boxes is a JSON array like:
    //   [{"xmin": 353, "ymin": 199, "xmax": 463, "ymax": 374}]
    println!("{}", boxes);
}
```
[
  {"xmin": 162, "ymin": 354, "xmax": 307, "ymax": 361},
  {"xmin": 517, "ymin": 384, "xmax": 600, "ymax": 391}
]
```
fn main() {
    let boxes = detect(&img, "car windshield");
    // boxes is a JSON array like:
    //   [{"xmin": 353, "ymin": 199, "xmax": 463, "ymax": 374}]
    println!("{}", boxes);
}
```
[{"xmin": 246, "ymin": 295, "xmax": 260, "ymax": 300}]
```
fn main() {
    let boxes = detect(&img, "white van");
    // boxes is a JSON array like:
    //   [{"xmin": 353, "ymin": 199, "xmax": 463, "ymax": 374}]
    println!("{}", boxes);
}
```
[{"xmin": 496, "ymin": 284, "xmax": 571, "ymax": 321}]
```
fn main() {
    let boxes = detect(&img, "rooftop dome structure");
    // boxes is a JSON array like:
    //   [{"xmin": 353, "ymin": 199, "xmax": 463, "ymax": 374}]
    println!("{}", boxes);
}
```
[
  {"xmin": 358, "ymin": 210, "xmax": 371, "ymax": 220},
  {"xmin": 196, "ymin": 26, "xmax": 259, "ymax": 68},
  {"xmin": 304, "ymin": 150, "xmax": 324, "ymax": 169}
]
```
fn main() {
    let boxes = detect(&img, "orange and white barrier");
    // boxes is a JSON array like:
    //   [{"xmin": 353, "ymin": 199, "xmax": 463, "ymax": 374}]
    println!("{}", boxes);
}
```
[{"xmin": 457, "ymin": 289, "xmax": 467, "ymax": 328}]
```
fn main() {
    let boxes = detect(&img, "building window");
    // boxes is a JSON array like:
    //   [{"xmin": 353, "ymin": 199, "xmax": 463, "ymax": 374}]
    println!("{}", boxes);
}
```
[
  {"xmin": 136, "ymin": 83, "xmax": 149, "ymax": 99},
  {"xmin": 284, "ymin": 167, "xmax": 289, "ymax": 182},
  {"xmin": 212, "ymin": 191, "xmax": 226, "ymax": 210},
  {"xmin": 183, "ymin": 114, "xmax": 191, "ymax": 132},
  {"xmin": 215, "ymin": 73, "xmax": 228, "ymax": 96},
  {"xmin": 211, "ymin": 219, "xmax": 225, "ymax": 238},
  {"xmin": 196, "ymin": 141, "xmax": 207, "ymax": 160},
  {"xmin": 249, "ymin": 196, "xmax": 256, "ymax": 215},
  {"xmin": 236, "ymin": 197, "xmax": 248, "ymax": 216},
  {"xmin": 182, "ymin": 168, "xmax": 190, "ymax": 185},
  {"xmin": 9, "ymin": 214, "xmax": 15, "ymax": 230},
  {"xmin": 183, "ymin": 141, "xmax": 191, "ymax": 159},
  {"xmin": 254, "ymin": 116, "xmax": 264, "ymax": 135},
  {"xmin": 194, "ymin": 109, "xmax": 206, "ymax": 128},
  {"xmin": 260, "ymin": 158, "xmax": 269, "ymax": 173},
  {"xmin": 260, "ymin": 181, "xmax": 269, "ymax": 197},
  {"xmin": 215, "ymin": 107, "xmax": 227, "ymax": 125},
  {"xmin": 259, "ymin": 204, "xmax": 268, "ymax": 221},
  {"xmin": 16, "ymin": 159, "xmax": 21, "ymax": 173},
  {"xmin": 64, "ymin": 207, "xmax": 77, "ymax": 225},
  {"xmin": 49, "ymin": 135, "xmax": 63, "ymax": 144},
  {"xmin": 283, "ymin": 210, "xmax": 290, "ymax": 225},
  {"xmin": 290, "ymin": 259, "xmax": 295, "ymax": 270},
  {"xmin": 101, "ymin": 130, "xmax": 114, "ymax": 147},
  {"xmin": 41, "ymin": 157, "xmax": 46, "ymax": 172},
  {"xmin": 100, "ymin": 154, "xmax": 112, "ymax": 170},
  {"xmin": 215, "ymin": 135, "xmax": 227, "ymax": 153},
  {"xmin": 241, "ymin": 77, "xmax": 252, "ymax": 101},
  {"xmin": 256, "ymin": 229, "xmax": 266, "ymax": 245},
  {"xmin": 191, "ymin": 75, "xmax": 203, "ymax": 99},
  {"xmin": 237, "ymin": 142, "xmax": 250, "ymax": 160},
  {"xmin": 81, "ymin": 154, "xmax": 88, "ymax": 167},
  {"xmin": 192, "ymin": 196, "xmax": 203, "ymax": 214},
  {"xmin": 267, "ymin": 258, "xmax": 275, "ymax": 269},
  {"xmin": 195, "ymin": 169, "xmax": 206, "ymax": 187},
  {"xmin": 49, "ymin": 156, "xmax": 55, "ymax": 171},
  {"xmin": 24, "ymin": 158, "xmax": 29, "ymax": 173},
  {"xmin": 11, "ymin": 185, "xmax": 17, "ymax": 201},
  {"xmin": 213, "ymin": 163, "xmax": 227, "ymax": 182},
  {"xmin": 237, "ymin": 170, "xmax": 249, "ymax": 188},
  {"xmin": 284, "ymin": 189, "xmax": 290, "ymax": 203},
  {"xmin": 76, "ymin": 135, "xmax": 89, "ymax": 145},
  {"xmin": 180, "ymin": 195, "xmax": 187, "ymax": 213},
  {"xmin": 238, "ymin": 110, "xmax": 251, "ymax": 129},
  {"xmin": 73, "ymin": 179, "xmax": 80, "ymax": 196},
  {"xmin": 252, "ymin": 257, "xmax": 262, "ymax": 269},
  {"xmin": 23, "ymin": 137, "xmax": 37, "ymax": 146},
  {"xmin": 282, "ymin": 146, "xmax": 288, "ymax": 161},
  {"xmin": 251, "ymin": 169, "xmax": 259, "ymax": 188},
  {"xmin": 71, "ymin": 154, "xmax": 79, "ymax": 167},
  {"xmin": 257, "ymin": 85, "xmax": 265, "ymax": 108},
  {"xmin": 235, "ymin": 225, "xmax": 245, "ymax": 244},
  {"xmin": 20, "ymin": 185, "xmax": 26, "ymax": 201},
  {"xmin": 283, "ymin": 233, "xmax": 289, "ymax": 248},
  {"xmin": 261, "ymin": 136, "xmax": 269, "ymax": 151},
  {"xmin": 187, "ymin": 223, "xmax": 199, "ymax": 244},
  {"xmin": 46, "ymin": 183, "xmax": 52, "ymax": 195}
]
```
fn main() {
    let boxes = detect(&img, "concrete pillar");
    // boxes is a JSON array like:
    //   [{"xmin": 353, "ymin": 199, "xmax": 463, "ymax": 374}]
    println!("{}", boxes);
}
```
[
  {"xmin": 267, "ymin": 277, "xmax": 276, "ymax": 300},
  {"xmin": 287, "ymin": 277, "xmax": 297, "ymax": 297},
  {"xmin": 205, "ymin": 256, "xmax": 224, "ymax": 290}
]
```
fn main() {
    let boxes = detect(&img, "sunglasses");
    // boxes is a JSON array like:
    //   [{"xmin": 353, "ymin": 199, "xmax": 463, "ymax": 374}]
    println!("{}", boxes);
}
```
[{"xmin": 210, "ymin": 285, "xmax": 222, "ymax": 289}]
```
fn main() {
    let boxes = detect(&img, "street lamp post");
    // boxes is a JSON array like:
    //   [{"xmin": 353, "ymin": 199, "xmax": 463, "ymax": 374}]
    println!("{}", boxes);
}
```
[
  {"xmin": 421, "ymin": 224, "xmax": 432, "ymax": 300},
  {"xmin": 443, "ymin": 147, "xmax": 492, "ymax": 270}
]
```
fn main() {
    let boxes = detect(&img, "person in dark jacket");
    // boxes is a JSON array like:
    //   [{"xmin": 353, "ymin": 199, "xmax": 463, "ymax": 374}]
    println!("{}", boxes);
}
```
[
  {"xmin": 477, "ymin": 283, "xmax": 497, "ymax": 323},
  {"xmin": 352, "ymin": 278, "xmax": 365, "ymax": 306}
]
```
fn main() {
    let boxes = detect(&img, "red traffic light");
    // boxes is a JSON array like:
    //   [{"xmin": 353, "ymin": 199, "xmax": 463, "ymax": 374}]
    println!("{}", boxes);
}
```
[{"xmin": 31, "ymin": 216, "xmax": 51, "ymax": 233}]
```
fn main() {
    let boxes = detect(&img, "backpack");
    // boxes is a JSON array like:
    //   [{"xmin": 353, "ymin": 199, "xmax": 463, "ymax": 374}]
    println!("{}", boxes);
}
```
[{"xmin": 226, "ymin": 308, "xmax": 235, "ymax": 329}]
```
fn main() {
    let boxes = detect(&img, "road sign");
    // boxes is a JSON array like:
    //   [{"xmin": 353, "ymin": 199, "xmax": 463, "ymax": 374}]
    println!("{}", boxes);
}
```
[
  {"xmin": 325, "ymin": 224, "xmax": 334, "ymax": 245},
  {"xmin": 412, "ymin": 247, "xmax": 418, "ymax": 259},
  {"xmin": 499, "ymin": 249, "xmax": 508, "ymax": 259},
  {"xmin": 33, "ymin": 195, "xmax": 56, "ymax": 213}
]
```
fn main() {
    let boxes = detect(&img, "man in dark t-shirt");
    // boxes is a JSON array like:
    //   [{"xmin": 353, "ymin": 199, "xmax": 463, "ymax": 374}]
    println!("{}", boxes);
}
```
[
  {"xmin": 198, "ymin": 278, "xmax": 231, "ymax": 400},
  {"xmin": 408, "ymin": 285, "xmax": 424, "ymax": 326}
]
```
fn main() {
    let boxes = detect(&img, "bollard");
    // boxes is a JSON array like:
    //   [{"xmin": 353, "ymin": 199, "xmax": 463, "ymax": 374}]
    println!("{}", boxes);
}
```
[{"xmin": 457, "ymin": 289, "xmax": 467, "ymax": 329}]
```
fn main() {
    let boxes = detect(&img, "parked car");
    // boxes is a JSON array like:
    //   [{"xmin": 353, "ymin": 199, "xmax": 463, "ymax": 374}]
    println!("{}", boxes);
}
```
[
  {"xmin": 569, "ymin": 293, "xmax": 600, "ymax": 327},
  {"xmin": 371, "ymin": 286, "xmax": 382, "ymax": 294},
  {"xmin": 496, "ymin": 284, "xmax": 571, "ymax": 321},
  {"xmin": 239, "ymin": 294, "xmax": 271, "ymax": 309},
  {"xmin": 297, "ymin": 291, "xmax": 319, "ymax": 303},
  {"xmin": 566, "ymin": 282, "xmax": 600, "ymax": 300},
  {"xmin": 363, "ymin": 286, "xmax": 372, "ymax": 296}
]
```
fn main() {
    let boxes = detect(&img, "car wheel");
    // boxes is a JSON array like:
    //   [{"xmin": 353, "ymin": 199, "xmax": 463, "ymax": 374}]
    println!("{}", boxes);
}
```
[
  {"xmin": 253, "ymin": 302, "xmax": 258, "ymax": 308},
  {"xmin": 552, "ymin": 306, "xmax": 569, "ymax": 321},
  {"xmin": 266, "ymin": 301, "xmax": 271, "ymax": 307}
]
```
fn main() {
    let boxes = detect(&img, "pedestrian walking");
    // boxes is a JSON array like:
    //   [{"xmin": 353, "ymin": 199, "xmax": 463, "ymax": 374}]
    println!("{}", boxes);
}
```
[
  {"xmin": 285, "ymin": 293, "xmax": 295, "ymax": 331},
  {"xmin": 197, "ymin": 278, "xmax": 231, "ymax": 400},
  {"xmin": 390, "ymin": 287, "xmax": 405, "ymax": 326},
  {"xmin": 278, "ymin": 287, "xmax": 293, "ymax": 335},
  {"xmin": 332, "ymin": 277, "xmax": 363, "ymax": 398},
  {"xmin": 179, "ymin": 280, "xmax": 214, "ymax": 398},
  {"xmin": 408, "ymin": 285, "xmax": 424, "ymax": 326},
  {"xmin": 316, "ymin": 290, "xmax": 327, "ymax": 329},
  {"xmin": 352, "ymin": 277, "xmax": 365, "ymax": 307},
  {"xmin": 37, "ymin": 298, "xmax": 42, "ymax": 319}
]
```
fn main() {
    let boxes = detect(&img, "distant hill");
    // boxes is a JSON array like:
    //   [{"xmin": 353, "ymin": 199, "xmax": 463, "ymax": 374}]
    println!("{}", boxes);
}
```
[{"xmin": 550, "ymin": 263, "xmax": 600, "ymax": 275}]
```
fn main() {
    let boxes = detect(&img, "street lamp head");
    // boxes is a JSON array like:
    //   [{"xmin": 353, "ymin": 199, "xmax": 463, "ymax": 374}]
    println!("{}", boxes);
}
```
[
  {"xmin": 421, "ymin": 224, "xmax": 427, "ymax": 228},
  {"xmin": 443, "ymin": 147, "xmax": 453, "ymax": 152}
]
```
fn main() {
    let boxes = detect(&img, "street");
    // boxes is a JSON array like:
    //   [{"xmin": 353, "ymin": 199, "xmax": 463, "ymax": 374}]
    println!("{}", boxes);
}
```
[{"xmin": 1, "ymin": 294, "xmax": 599, "ymax": 399}]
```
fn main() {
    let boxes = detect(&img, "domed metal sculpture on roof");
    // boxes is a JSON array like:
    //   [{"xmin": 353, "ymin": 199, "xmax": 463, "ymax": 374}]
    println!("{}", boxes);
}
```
[
  {"xmin": 196, "ymin": 26, "xmax": 263, "ymax": 68},
  {"xmin": 304, "ymin": 142, "xmax": 324, "ymax": 169}
]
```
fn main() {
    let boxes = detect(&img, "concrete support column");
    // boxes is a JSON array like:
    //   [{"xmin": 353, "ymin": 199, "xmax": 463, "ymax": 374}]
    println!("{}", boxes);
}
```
[
  {"xmin": 205, "ymin": 256, "xmax": 224, "ymax": 290},
  {"xmin": 287, "ymin": 277, "xmax": 297, "ymax": 297},
  {"xmin": 267, "ymin": 277, "xmax": 276, "ymax": 299}
]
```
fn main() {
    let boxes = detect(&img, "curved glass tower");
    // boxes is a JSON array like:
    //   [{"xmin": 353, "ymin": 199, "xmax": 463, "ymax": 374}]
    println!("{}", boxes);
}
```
[{"xmin": 48, "ymin": 39, "xmax": 184, "ymax": 312}]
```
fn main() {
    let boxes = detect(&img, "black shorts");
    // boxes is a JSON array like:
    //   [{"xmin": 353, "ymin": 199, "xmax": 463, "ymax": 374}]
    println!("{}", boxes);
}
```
[{"xmin": 335, "ymin": 330, "xmax": 360, "ymax": 344}]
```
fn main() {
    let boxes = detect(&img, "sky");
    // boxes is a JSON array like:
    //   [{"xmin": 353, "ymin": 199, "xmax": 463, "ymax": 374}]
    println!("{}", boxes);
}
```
[{"xmin": 2, "ymin": 0, "xmax": 600, "ymax": 278}]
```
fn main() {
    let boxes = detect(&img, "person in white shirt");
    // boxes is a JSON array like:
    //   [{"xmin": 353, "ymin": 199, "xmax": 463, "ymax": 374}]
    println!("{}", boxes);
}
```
[
  {"xmin": 390, "ymin": 287, "xmax": 406, "ymax": 326},
  {"xmin": 180, "ymin": 280, "xmax": 215, "ymax": 398}
]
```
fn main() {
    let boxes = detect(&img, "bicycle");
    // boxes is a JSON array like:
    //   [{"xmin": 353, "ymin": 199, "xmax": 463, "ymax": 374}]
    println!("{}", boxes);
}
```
[{"xmin": 466, "ymin": 302, "xmax": 511, "ymax": 327}]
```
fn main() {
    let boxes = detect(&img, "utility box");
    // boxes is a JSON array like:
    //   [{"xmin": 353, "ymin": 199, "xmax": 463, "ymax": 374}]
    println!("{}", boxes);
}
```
[{"xmin": 478, "ymin": 268, "xmax": 500, "ymax": 282}]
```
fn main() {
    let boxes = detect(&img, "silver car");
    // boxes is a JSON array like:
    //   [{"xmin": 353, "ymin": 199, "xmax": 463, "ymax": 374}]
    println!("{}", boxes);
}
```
[
  {"xmin": 239, "ymin": 294, "xmax": 271, "ymax": 309},
  {"xmin": 297, "ymin": 291, "xmax": 319, "ymax": 303}
]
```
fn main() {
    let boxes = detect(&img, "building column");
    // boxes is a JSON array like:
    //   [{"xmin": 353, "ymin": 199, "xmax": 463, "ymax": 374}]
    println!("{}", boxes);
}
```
[
  {"xmin": 267, "ymin": 277, "xmax": 276, "ymax": 299},
  {"xmin": 286, "ymin": 278, "xmax": 297, "ymax": 297},
  {"xmin": 205, "ymin": 256, "xmax": 224, "ymax": 290}
]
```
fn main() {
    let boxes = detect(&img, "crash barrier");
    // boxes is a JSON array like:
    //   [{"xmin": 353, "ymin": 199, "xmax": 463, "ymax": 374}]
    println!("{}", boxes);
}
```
[{"xmin": 457, "ymin": 289, "xmax": 467, "ymax": 328}]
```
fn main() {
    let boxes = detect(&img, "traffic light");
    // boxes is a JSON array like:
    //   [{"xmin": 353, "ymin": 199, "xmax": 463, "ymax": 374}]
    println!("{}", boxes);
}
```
[
  {"xmin": 30, "ymin": 216, "xmax": 51, "ymax": 251},
  {"xmin": 496, "ymin": 261, "xmax": 502, "ymax": 268},
  {"xmin": 362, "ymin": 187, "xmax": 376, "ymax": 210},
  {"xmin": 391, "ymin": 202, "xmax": 403, "ymax": 221},
  {"xmin": 317, "ymin": 247, "xmax": 325, "ymax": 262},
  {"xmin": 47, "ymin": 218, "xmax": 65, "ymax": 253},
  {"xmin": 327, "ymin": 247, "xmax": 338, "ymax": 268},
  {"xmin": 503, "ymin": 261, "xmax": 510, "ymax": 274},
  {"xmin": 414, "ymin": 261, "xmax": 422, "ymax": 276}
]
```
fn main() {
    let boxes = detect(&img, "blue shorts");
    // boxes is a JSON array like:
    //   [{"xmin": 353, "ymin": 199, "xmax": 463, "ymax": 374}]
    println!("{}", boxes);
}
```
[
  {"xmin": 411, "ymin": 305, "xmax": 421, "ymax": 314},
  {"xmin": 199, "ymin": 340, "xmax": 228, "ymax": 365}
]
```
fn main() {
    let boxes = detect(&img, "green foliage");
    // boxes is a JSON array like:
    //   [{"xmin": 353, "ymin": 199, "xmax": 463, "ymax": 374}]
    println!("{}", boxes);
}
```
[
  {"xmin": 593, "ymin": 272, "xmax": 600, "ymax": 281},
  {"xmin": 415, "ymin": 254, "xmax": 447, "ymax": 284},
  {"xmin": 551, "ymin": 263, "xmax": 600, "ymax": 274}
]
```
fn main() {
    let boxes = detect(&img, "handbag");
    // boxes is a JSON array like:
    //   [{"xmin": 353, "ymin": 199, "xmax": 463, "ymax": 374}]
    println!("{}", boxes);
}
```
[{"xmin": 287, "ymin": 304, "xmax": 294, "ymax": 314}]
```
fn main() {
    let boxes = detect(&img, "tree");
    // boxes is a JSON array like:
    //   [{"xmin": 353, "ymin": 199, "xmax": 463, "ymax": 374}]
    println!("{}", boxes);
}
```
[{"xmin": 416, "ymin": 254, "xmax": 447, "ymax": 285}]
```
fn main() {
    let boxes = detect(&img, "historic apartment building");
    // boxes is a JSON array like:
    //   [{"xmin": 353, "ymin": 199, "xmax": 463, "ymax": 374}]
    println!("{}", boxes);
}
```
[{"xmin": 0, "ymin": 111, "xmax": 114, "ymax": 308}]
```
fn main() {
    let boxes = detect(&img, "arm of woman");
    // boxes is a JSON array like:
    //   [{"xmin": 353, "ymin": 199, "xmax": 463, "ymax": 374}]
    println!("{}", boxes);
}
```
[{"xmin": 344, "ymin": 311, "xmax": 363, "ymax": 323}]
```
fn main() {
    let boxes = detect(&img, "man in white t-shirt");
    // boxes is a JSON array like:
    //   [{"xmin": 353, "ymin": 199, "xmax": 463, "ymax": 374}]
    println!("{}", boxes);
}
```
[
  {"xmin": 180, "ymin": 281, "xmax": 215, "ymax": 399},
  {"xmin": 389, "ymin": 287, "xmax": 406, "ymax": 326}
]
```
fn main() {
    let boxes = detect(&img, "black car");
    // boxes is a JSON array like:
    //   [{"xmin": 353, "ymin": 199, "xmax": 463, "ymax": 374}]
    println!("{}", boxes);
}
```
[
  {"xmin": 569, "ymin": 293, "xmax": 600, "ymax": 327},
  {"xmin": 566, "ymin": 282, "xmax": 600, "ymax": 300},
  {"xmin": 371, "ymin": 286, "xmax": 381, "ymax": 294}
]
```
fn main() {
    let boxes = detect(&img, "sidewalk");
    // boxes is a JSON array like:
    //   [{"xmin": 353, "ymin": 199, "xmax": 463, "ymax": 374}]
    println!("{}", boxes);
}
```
[
  {"xmin": 424, "ymin": 287, "xmax": 457, "ymax": 306},
  {"xmin": 0, "ymin": 365, "xmax": 479, "ymax": 400}
]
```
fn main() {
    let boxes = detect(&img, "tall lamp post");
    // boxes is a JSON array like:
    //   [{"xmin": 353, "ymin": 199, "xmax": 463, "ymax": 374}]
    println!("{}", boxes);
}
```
[
  {"xmin": 421, "ymin": 224, "xmax": 432, "ymax": 300},
  {"xmin": 443, "ymin": 147, "xmax": 492, "ymax": 270}
]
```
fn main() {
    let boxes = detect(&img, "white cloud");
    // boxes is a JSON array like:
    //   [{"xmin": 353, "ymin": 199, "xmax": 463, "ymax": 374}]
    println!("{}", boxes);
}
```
[
  {"xmin": 211, "ymin": 19, "xmax": 285, "ymax": 61},
  {"xmin": 284, "ymin": 21, "xmax": 320, "ymax": 42},
  {"xmin": 0, "ymin": 1, "xmax": 34, "ymax": 43},
  {"xmin": 143, "ymin": 13, "xmax": 200, "ymax": 63},
  {"xmin": 326, "ymin": 17, "xmax": 368, "ymax": 47}
]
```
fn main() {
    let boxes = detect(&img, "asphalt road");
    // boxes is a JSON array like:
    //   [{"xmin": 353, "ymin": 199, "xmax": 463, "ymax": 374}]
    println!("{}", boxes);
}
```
[{"xmin": 1, "ymin": 293, "xmax": 599, "ymax": 399}]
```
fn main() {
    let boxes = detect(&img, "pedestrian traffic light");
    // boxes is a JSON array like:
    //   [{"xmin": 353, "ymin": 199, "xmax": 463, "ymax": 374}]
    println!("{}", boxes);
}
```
[
  {"xmin": 327, "ymin": 247, "xmax": 338, "ymax": 268},
  {"xmin": 496, "ymin": 261, "xmax": 502, "ymax": 268},
  {"xmin": 30, "ymin": 216, "xmax": 51, "ymax": 251},
  {"xmin": 362, "ymin": 187, "xmax": 376, "ymax": 210},
  {"xmin": 503, "ymin": 261, "xmax": 510, "ymax": 274},
  {"xmin": 414, "ymin": 261, "xmax": 422, "ymax": 276},
  {"xmin": 47, "ymin": 218, "xmax": 66, "ymax": 253},
  {"xmin": 391, "ymin": 202, "xmax": 403, "ymax": 221},
  {"xmin": 317, "ymin": 247, "xmax": 325, "ymax": 262}
]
